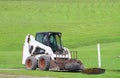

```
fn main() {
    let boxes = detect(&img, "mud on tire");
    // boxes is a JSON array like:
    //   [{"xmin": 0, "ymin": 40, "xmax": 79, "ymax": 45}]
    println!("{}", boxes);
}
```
[
  {"xmin": 38, "ymin": 55, "xmax": 50, "ymax": 70},
  {"xmin": 25, "ymin": 56, "xmax": 37, "ymax": 70}
]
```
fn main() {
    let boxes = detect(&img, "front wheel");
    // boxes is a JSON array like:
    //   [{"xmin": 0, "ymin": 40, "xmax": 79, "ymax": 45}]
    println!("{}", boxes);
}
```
[{"xmin": 38, "ymin": 55, "xmax": 50, "ymax": 70}]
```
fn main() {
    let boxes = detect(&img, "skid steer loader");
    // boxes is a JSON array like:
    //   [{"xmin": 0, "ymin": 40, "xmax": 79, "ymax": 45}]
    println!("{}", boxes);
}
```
[
  {"xmin": 22, "ymin": 32, "xmax": 105, "ymax": 74},
  {"xmin": 22, "ymin": 32, "xmax": 84, "ymax": 71}
]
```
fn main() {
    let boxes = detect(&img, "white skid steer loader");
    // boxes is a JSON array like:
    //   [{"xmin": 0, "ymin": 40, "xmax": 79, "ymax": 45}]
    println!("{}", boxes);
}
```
[
  {"xmin": 22, "ymin": 32, "xmax": 105, "ymax": 74},
  {"xmin": 22, "ymin": 32, "xmax": 84, "ymax": 71}
]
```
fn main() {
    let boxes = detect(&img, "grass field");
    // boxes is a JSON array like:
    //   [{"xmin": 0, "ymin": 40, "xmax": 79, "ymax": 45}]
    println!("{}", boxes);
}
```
[
  {"xmin": 0, "ymin": 0, "xmax": 120, "ymax": 78},
  {"xmin": 0, "ymin": 0, "xmax": 120, "ymax": 51},
  {"xmin": 0, "ymin": 42, "xmax": 120, "ymax": 78}
]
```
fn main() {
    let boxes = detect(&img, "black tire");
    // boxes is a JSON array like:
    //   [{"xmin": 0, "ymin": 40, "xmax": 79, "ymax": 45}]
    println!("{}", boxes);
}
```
[
  {"xmin": 38, "ymin": 55, "xmax": 50, "ymax": 70},
  {"xmin": 65, "ymin": 63, "xmax": 80, "ymax": 71},
  {"xmin": 25, "ymin": 56, "xmax": 37, "ymax": 70}
]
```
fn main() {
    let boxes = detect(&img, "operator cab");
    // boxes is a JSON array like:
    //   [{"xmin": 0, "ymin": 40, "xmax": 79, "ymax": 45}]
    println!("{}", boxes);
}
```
[{"xmin": 35, "ymin": 32, "xmax": 63, "ymax": 53}]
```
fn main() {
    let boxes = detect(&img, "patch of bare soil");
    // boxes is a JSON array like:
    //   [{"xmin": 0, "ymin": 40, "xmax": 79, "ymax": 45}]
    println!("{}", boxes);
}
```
[{"xmin": 0, "ymin": 74, "xmax": 51, "ymax": 78}]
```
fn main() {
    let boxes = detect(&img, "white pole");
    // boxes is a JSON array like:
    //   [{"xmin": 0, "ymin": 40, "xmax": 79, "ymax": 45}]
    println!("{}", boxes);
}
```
[{"xmin": 97, "ymin": 43, "xmax": 101, "ymax": 68}]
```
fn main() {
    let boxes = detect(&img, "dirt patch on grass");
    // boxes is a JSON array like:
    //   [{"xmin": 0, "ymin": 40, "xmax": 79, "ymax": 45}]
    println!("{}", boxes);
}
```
[{"xmin": 0, "ymin": 74, "xmax": 51, "ymax": 78}]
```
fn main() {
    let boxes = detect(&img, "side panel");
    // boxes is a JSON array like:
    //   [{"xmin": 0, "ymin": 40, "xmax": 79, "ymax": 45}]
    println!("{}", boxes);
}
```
[{"xmin": 22, "ymin": 35, "xmax": 30, "ymax": 64}]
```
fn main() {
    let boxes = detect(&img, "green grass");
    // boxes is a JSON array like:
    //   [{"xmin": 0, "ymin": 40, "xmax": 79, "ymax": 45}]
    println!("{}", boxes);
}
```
[
  {"xmin": 0, "ymin": 51, "xmax": 23, "ymax": 68},
  {"xmin": 0, "ymin": 1, "xmax": 120, "ymax": 50},
  {"xmin": 0, "ymin": 0, "xmax": 120, "ymax": 78},
  {"xmin": 0, "ymin": 42, "xmax": 120, "ymax": 78},
  {"xmin": 0, "ymin": 69, "xmax": 120, "ymax": 78},
  {"xmin": 1, "ymin": 42, "xmax": 120, "ymax": 69}
]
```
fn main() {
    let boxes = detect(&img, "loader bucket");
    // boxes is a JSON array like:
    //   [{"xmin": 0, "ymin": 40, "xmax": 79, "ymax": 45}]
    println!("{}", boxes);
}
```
[{"xmin": 82, "ymin": 68, "xmax": 105, "ymax": 74}]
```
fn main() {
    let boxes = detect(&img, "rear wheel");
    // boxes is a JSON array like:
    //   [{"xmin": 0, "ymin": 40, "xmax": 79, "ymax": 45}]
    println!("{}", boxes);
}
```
[
  {"xmin": 38, "ymin": 55, "xmax": 50, "ymax": 70},
  {"xmin": 25, "ymin": 56, "xmax": 37, "ymax": 70}
]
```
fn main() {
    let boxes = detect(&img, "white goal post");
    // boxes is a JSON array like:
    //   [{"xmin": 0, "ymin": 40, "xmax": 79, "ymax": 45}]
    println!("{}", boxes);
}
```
[{"xmin": 97, "ymin": 43, "xmax": 101, "ymax": 68}]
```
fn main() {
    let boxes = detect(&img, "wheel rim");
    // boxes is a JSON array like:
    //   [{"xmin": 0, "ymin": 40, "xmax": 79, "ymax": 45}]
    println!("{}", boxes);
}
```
[
  {"xmin": 39, "ymin": 58, "xmax": 45, "ymax": 68},
  {"xmin": 26, "ymin": 59, "xmax": 32, "ymax": 68}
]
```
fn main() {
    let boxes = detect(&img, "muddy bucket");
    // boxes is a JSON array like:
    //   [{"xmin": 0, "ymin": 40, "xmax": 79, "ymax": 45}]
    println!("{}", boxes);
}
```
[{"xmin": 82, "ymin": 68, "xmax": 105, "ymax": 74}]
